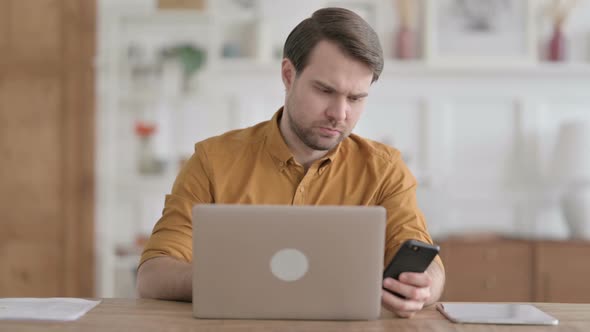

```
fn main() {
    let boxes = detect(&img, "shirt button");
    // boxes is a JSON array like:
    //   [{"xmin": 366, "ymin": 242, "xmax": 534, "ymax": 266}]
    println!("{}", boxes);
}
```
[
  {"xmin": 300, "ymin": 187, "xmax": 304, "ymax": 192},
  {"xmin": 279, "ymin": 161, "xmax": 284, "ymax": 166}
]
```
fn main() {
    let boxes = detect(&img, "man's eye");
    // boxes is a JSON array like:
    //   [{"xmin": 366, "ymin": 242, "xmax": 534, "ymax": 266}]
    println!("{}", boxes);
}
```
[{"xmin": 349, "ymin": 96, "xmax": 361, "ymax": 102}]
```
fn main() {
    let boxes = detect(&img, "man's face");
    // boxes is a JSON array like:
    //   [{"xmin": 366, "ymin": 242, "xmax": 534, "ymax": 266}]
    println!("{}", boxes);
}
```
[{"xmin": 282, "ymin": 40, "xmax": 373, "ymax": 151}]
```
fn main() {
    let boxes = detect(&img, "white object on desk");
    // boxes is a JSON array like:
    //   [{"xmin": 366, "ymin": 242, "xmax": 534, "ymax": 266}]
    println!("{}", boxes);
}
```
[
  {"xmin": 437, "ymin": 302, "xmax": 559, "ymax": 325},
  {"xmin": 0, "ymin": 298, "xmax": 101, "ymax": 321}
]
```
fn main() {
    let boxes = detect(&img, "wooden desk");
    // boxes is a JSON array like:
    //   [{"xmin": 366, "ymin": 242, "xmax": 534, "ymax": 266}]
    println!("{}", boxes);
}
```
[{"xmin": 1, "ymin": 299, "xmax": 589, "ymax": 331}]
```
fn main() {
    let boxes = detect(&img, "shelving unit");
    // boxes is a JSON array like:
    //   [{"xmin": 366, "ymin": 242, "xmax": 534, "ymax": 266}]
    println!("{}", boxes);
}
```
[{"xmin": 97, "ymin": 0, "xmax": 590, "ymax": 297}]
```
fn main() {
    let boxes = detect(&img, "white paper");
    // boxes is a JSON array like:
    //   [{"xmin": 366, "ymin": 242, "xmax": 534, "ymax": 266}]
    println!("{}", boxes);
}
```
[
  {"xmin": 437, "ymin": 303, "xmax": 559, "ymax": 325},
  {"xmin": 0, "ymin": 298, "xmax": 101, "ymax": 321}
]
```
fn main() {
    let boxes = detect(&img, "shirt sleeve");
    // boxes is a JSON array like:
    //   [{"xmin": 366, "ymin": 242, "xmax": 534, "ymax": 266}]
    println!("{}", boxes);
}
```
[
  {"xmin": 139, "ymin": 143, "xmax": 214, "ymax": 268},
  {"xmin": 378, "ymin": 150, "xmax": 444, "ymax": 272}
]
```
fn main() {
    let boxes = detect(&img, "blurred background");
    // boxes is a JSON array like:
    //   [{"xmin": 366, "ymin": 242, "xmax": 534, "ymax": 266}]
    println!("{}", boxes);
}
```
[{"xmin": 2, "ymin": 0, "xmax": 590, "ymax": 303}]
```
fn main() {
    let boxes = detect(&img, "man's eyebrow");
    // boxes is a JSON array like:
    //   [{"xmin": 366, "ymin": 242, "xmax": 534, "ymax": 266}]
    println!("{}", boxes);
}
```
[
  {"xmin": 312, "ymin": 80, "xmax": 368, "ymax": 98},
  {"xmin": 312, "ymin": 80, "xmax": 335, "ymax": 91},
  {"xmin": 350, "ymin": 91, "xmax": 368, "ymax": 99}
]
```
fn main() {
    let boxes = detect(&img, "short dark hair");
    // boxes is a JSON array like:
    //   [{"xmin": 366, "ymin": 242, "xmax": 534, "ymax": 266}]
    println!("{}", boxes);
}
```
[{"xmin": 283, "ymin": 7, "xmax": 384, "ymax": 83}]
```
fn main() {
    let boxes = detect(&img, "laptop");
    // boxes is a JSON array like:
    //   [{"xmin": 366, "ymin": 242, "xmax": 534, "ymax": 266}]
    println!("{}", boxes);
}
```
[{"xmin": 192, "ymin": 204, "xmax": 386, "ymax": 320}]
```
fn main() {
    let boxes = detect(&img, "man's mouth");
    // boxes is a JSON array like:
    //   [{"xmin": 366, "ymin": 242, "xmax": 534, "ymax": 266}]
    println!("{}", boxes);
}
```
[{"xmin": 319, "ymin": 127, "xmax": 341, "ymax": 136}]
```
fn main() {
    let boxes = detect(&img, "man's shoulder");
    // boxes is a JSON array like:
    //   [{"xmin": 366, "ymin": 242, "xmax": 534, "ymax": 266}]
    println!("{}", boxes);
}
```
[
  {"xmin": 344, "ymin": 133, "xmax": 402, "ymax": 165},
  {"xmin": 195, "ymin": 120, "xmax": 269, "ymax": 154}
]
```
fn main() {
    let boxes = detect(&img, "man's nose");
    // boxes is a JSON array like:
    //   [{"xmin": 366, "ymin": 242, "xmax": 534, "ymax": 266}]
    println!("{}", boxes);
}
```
[{"xmin": 326, "ymin": 97, "xmax": 348, "ymax": 123}]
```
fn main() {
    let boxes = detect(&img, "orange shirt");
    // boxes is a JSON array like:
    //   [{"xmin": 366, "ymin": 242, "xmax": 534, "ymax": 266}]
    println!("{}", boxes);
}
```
[{"xmin": 140, "ymin": 109, "xmax": 443, "ymax": 271}]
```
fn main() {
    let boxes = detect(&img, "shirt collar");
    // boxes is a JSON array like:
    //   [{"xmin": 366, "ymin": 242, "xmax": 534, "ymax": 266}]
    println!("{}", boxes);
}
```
[{"xmin": 265, "ymin": 108, "xmax": 293, "ymax": 164}]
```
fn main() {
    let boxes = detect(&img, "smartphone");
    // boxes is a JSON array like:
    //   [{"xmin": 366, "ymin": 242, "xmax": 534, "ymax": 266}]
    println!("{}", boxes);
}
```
[{"xmin": 383, "ymin": 239, "xmax": 440, "ymax": 297}]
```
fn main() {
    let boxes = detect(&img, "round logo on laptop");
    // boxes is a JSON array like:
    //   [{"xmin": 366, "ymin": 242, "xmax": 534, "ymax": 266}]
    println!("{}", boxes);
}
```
[{"xmin": 270, "ymin": 248, "xmax": 309, "ymax": 282}]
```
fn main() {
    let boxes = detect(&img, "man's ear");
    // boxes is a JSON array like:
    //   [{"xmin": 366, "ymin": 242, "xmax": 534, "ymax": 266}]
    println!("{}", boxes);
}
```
[{"xmin": 281, "ymin": 58, "xmax": 296, "ymax": 90}]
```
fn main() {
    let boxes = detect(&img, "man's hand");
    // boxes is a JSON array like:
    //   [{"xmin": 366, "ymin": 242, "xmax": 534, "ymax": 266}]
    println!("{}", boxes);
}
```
[
  {"xmin": 381, "ymin": 272, "xmax": 431, "ymax": 318},
  {"xmin": 381, "ymin": 261, "xmax": 445, "ymax": 318}
]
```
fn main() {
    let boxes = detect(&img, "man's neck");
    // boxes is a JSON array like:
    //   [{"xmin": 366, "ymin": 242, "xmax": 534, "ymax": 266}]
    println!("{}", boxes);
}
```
[{"xmin": 279, "ymin": 113, "xmax": 329, "ymax": 171}]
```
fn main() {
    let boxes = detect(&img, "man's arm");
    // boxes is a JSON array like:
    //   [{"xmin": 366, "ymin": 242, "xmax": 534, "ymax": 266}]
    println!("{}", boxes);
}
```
[
  {"xmin": 136, "ymin": 145, "xmax": 214, "ymax": 301},
  {"xmin": 377, "ymin": 148, "xmax": 445, "ymax": 317},
  {"xmin": 136, "ymin": 256, "xmax": 192, "ymax": 301}
]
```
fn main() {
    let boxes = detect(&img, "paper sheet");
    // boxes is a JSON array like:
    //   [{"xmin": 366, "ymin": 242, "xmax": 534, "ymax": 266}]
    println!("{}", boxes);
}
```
[
  {"xmin": 0, "ymin": 298, "xmax": 101, "ymax": 321},
  {"xmin": 437, "ymin": 303, "xmax": 559, "ymax": 325}
]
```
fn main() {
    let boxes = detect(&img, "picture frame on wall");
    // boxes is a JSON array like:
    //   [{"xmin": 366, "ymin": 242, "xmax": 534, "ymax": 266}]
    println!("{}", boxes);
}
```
[{"xmin": 424, "ymin": 0, "xmax": 537, "ymax": 66}]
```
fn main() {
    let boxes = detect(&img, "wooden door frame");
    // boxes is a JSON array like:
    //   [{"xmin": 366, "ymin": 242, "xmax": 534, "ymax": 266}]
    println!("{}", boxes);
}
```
[
  {"xmin": 61, "ymin": 0, "xmax": 96, "ymax": 297},
  {"xmin": 0, "ymin": 0, "xmax": 95, "ymax": 297}
]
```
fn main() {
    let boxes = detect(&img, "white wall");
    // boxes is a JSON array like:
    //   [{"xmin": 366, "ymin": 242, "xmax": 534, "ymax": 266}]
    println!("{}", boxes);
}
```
[{"xmin": 96, "ymin": 0, "xmax": 590, "ymax": 297}]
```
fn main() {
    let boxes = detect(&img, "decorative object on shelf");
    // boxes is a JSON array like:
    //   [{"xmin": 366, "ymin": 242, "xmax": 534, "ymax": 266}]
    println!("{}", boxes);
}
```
[
  {"xmin": 394, "ymin": 0, "xmax": 417, "ymax": 60},
  {"xmin": 157, "ymin": 0, "xmax": 205, "ymax": 11},
  {"xmin": 233, "ymin": 0, "xmax": 256, "ymax": 9},
  {"xmin": 216, "ymin": 0, "xmax": 256, "ymax": 14},
  {"xmin": 424, "ymin": 0, "xmax": 536, "ymax": 66},
  {"xmin": 551, "ymin": 121, "xmax": 590, "ymax": 239},
  {"xmin": 547, "ymin": 24, "xmax": 566, "ymax": 62},
  {"xmin": 127, "ymin": 44, "xmax": 160, "ymax": 94},
  {"xmin": 222, "ymin": 41, "xmax": 242, "ymax": 58},
  {"xmin": 160, "ymin": 44, "xmax": 206, "ymax": 92},
  {"xmin": 544, "ymin": 0, "xmax": 578, "ymax": 62},
  {"xmin": 135, "ymin": 121, "xmax": 165, "ymax": 175}
]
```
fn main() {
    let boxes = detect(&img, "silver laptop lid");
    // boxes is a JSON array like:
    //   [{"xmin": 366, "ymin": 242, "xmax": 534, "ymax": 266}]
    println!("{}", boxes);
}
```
[{"xmin": 192, "ymin": 204, "xmax": 386, "ymax": 320}]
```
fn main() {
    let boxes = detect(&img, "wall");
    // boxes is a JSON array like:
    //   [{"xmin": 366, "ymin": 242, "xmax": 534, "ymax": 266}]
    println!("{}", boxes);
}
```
[{"xmin": 96, "ymin": 0, "xmax": 590, "ymax": 297}]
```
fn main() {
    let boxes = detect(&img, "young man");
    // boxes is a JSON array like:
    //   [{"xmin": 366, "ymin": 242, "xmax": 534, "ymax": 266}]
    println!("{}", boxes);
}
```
[{"xmin": 137, "ymin": 7, "xmax": 444, "ymax": 318}]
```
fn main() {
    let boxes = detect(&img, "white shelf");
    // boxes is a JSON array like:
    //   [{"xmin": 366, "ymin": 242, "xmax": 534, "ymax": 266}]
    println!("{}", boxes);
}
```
[
  {"xmin": 214, "ymin": 11, "xmax": 258, "ymax": 24},
  {"xmin": 203, "ymin": 59, "xmax": 590, "ymax": 77},
  {"xmin": 384, "ymin": 61, "xmax": 590, "ymax": 77}
]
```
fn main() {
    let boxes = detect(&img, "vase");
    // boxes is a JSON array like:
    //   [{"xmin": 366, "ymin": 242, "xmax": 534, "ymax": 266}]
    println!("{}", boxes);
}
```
[
  {"xmin": 548, "ymin": 25, "xmax": 566, "ymax": 62},
  {"xmin": 395, "ymin": 25, "xmax": 414, "ymax": 60}
]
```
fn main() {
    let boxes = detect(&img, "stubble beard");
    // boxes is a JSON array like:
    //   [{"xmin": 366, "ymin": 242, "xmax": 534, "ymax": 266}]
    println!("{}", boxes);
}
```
[{"xmin": 285, "ymin": 104, "xmax": 347, "ymax": 152}]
